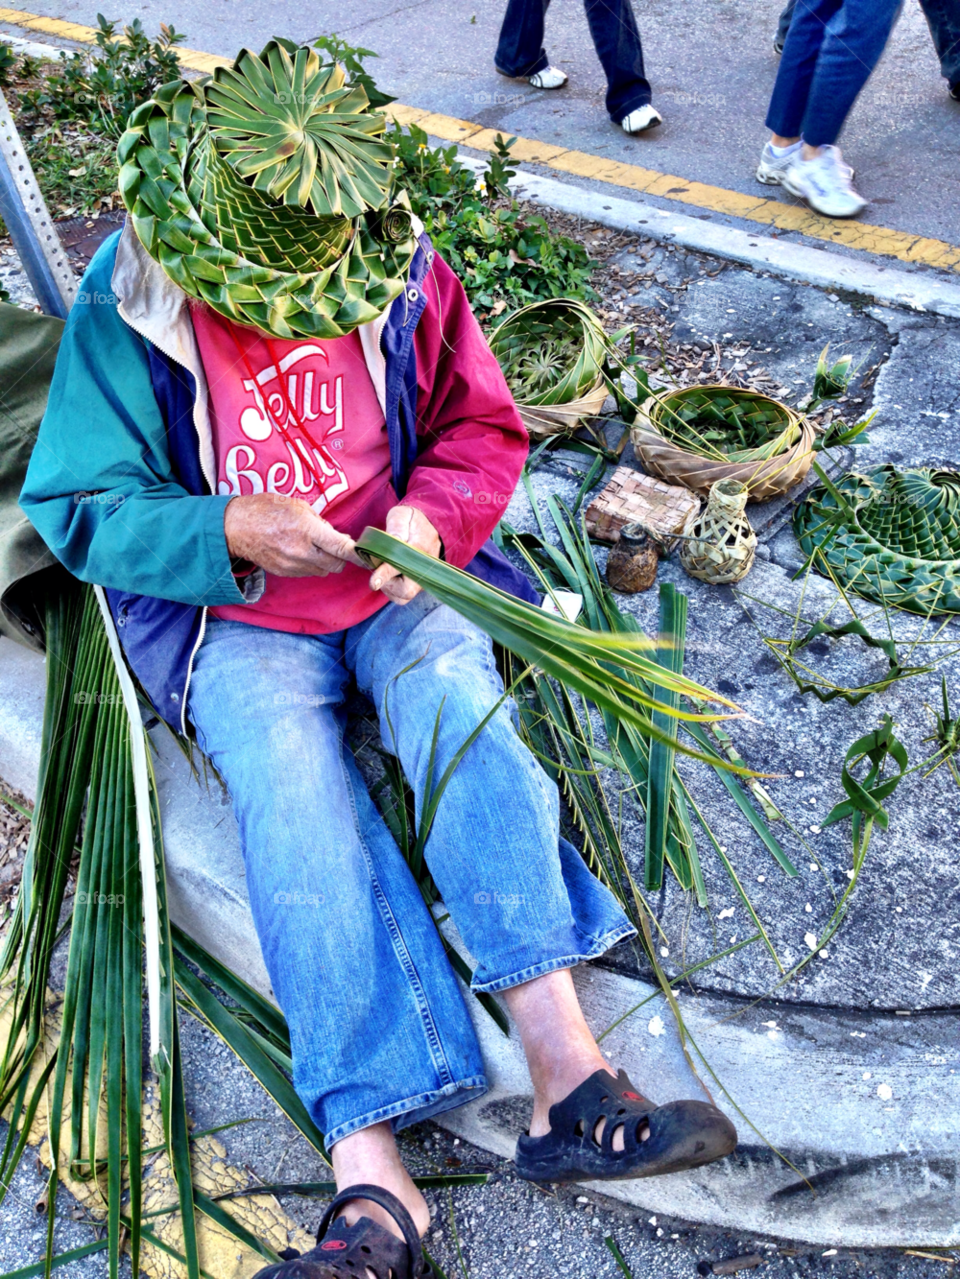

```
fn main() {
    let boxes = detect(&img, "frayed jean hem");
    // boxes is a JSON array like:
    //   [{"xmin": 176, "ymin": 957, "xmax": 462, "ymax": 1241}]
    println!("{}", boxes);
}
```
[
  {"xmin": 324, "ymin": 1074, "xmax": 489, "ymax": 1148},
  {"xmin": 469, "ymin": 923, "xmax": 638, "ymax": 995}
]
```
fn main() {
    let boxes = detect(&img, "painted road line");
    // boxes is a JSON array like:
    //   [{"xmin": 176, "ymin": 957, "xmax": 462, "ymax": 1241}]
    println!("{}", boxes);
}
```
[
  {"xmin": 3, "ymin": 7, "xmax": 958, "ymax": 275},
  {"xmin": 0, "ymin": 6, "xmax": 231, "ymax": 70}
]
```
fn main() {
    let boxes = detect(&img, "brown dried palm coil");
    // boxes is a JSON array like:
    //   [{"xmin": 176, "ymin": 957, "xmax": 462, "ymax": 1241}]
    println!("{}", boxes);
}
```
[
  {"xmin": 516, "ymin": 378, "xmax": 609, "ymax": 440},
  {"xmin": 680, "ymin": 479, "xmax": 757, "ymax": 585},
  {"xmin": 631, "ymin": 385, "xmax": 815, "ymax": 501}
]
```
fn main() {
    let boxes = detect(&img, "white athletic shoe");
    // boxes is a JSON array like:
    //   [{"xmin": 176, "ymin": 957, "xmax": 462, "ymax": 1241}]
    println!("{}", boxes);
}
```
[
  {"xmin": 621, "ymin": 104, "xmax": 662, "ymax": 134},
  {"xmin": 528, "ymin": 65, "xmax": 568, "ymax": 89},
  {"xmin": 757, "ymin": 141, "xmax": 854, "ymax": 186},
  {"xmin": 781, "ymin": 145, "xmax": 866, "ymax": 218}
]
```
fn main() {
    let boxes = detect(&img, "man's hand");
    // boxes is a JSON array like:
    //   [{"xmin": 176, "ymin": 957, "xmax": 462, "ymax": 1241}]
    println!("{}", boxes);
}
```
[
  {"xmin": 370, "ymin": 505, "xmax": 441, "ymax": 604},
  {"xmin": 224, "ymin": 493, "xmax": 364, "ymax": 577}
]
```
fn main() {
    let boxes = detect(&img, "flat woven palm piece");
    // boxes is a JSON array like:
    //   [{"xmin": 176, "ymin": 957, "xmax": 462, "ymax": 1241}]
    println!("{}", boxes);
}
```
[
  {"xmin": 631, "ymin": 384, "xmax": 814, "ymax": 500},
  {"xmin": 117, "ymin": 38, "xmax": 417, "ymax": 339},
  {"xmin": 489, "ymin": 298, "xmax": 610, "ymax": 438},
  {"xmin": 794, "ymin": 465, "xmax": 960, "ymax": 615},
  {"xmin": 584, "ymin": 465, "xmax": 700, "ymax": 546}
]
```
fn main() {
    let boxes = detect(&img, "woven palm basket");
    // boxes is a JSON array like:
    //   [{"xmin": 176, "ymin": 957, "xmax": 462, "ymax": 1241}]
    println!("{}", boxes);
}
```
[
  {"xmin": 794, "ymin": 466, "xmax": 960, "ymax": 615},
  {"xmin": 516, "ymin": 379, "xmax": 609, "ymax": 440},
  {"xmin": 679, "ymin": 478, "xmax": 757, "ymax": 585},
  {"xmin": 631, "ymin": 384, "xmax": 815, "ymax": 501},
  {"xmin": 489, "ymin": 298, "xmax": 611, "ymax": 441}
]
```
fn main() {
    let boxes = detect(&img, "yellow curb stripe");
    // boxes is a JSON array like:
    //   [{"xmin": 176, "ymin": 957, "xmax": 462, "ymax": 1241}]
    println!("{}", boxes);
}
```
[{"xmin": 4, "ymin": 7, "xmax": 959, "ymax": 273}]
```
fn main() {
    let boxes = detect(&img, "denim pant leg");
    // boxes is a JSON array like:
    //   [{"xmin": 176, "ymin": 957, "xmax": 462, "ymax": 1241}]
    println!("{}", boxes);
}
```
[
  {"xmin": 347, "ymin": 594, "xmax": 636, "ymax": 995},
  {"xmin": 584, "ymin": 0, "xmax": 652, "ymax": 120},
  {"xmin": 777, "ymin": 0, "xmax": 798, "ymax": 46},
  {"xmin": 920, "ymin": 0, "xmax": 960, "ymax": 83},
  {"xmin": 187, "ymin": 616, "xmax": 487, "ymax": 1148},
  {"xmin": 766, "ymin": 0, "xmax": 900, "ymax": 145},
  {"xmin": 495, "ymin": 0, "xmax": 551, "ymax": 77}
]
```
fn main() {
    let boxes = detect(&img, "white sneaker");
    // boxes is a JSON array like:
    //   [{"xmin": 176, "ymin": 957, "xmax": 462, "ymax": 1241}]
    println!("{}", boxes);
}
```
[
  {"xmin": 528, "ymin": 66, "xmax": 567, "ymax": 89},
  {"xmin": 781, "ymin": 146, "xmax": 866, "ymax": 218},
  {"xmin": 757, "ymin": 141, "xmax": 854, "ymax": 186},
  {"xmin": 756, "ymin": 141, "xmax": 802, "ymax": 184},
  {"xmin": 621, "ymin": 104, "xmax": 662, "ymax": 134}
]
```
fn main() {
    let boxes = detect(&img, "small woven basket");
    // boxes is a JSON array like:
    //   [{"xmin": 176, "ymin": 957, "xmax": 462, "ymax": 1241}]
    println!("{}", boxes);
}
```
[
  {"xmin": 680, "ymin": 478, "xmax": 757, "ymax": 585},
  {"xmin": 631, "ymin": 384, "xmax": 815, "ymax": 501},
  {"xmin": 516, "ymin": 377, "xmax": 609, "ymax": 440}
]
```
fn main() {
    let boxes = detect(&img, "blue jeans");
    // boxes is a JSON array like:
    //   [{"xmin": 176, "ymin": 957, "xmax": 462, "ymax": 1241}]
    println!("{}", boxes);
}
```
[
  {"xmin": 495, "ymin": 0, "xmax": 652, "ymax": 122},
  {"xmin": 766, "ymin": 0, "xmax": 902, "ymax": 146},
  {"xmin": 188, "ymin": 595, "xmax": 634, "ymax": 1147},
  {"xmin": 777, "ymin": 0, "xmax": 960, "ymax": 84}
]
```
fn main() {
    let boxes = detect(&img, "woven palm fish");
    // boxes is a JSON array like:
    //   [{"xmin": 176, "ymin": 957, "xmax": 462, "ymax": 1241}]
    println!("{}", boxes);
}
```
[
  {"xmin": 117, "ymin": 38, "xmax": 417, "ymax": 339},
  {"xmin": 794, "ymin": 466, "xmax": 960, "ymax": 615}
]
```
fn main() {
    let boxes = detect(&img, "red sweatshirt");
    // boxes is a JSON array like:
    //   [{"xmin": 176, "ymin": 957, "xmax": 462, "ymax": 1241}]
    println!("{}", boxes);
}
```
[{"xmin": 194, "ymin": 255, "xmax": 529, "ymax": 633}]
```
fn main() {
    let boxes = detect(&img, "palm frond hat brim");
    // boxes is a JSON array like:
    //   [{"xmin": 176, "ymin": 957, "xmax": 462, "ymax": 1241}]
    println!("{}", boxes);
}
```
[{"xmin": 117, "ymin": 37, "xmax": 417, "ymax": 339}]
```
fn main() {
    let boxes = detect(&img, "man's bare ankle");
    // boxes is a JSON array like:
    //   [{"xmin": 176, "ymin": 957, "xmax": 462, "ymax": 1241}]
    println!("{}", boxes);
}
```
[{"xmin": 330, "ymin": 1123, "xmax": 431, "ymax": 1241}]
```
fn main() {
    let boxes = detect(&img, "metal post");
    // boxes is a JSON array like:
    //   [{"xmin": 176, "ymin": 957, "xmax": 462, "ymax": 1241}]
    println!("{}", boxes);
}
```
[{"xmin": 0, "ymin": 89, "xmax": 77, "ymax": 318}]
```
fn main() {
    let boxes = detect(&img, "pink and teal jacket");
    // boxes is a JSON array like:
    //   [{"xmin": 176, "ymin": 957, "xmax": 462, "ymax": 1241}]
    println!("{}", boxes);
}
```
[{"xmin": 20, "ymin": 218, "xmax": 537, "ymax": 732}]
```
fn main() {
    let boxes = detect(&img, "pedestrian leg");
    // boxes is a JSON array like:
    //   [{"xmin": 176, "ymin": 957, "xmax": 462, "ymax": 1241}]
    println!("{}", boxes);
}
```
[
  {"xmin": 583, "ymin": 0, "xmax": 655, "ymax": 124},
  {"xmin": 918, "ymin": 0, "xmax": 960, "ymax": 91},
  {"xmin": 495, "ymin": 0, "xmax": 552, "ymax": 78}
]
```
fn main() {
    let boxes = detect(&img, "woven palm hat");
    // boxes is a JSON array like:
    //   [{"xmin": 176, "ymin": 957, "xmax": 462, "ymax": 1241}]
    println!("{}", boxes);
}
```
[{"xmin": 117, "ymin": 37, "xmax": 417, "ymax": 339}]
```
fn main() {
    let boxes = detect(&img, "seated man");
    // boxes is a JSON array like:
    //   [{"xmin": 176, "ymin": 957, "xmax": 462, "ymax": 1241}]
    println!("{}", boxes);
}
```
[{"xmin": 21, "ymin": 40, "xmax": 736, "ymax": 1279}]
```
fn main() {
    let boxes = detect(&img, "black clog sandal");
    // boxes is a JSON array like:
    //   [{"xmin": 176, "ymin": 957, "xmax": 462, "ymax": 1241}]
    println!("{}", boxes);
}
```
[
  {"xmin": 251, "ymin": 1183, "xmax": 436, "ymax": 1279},
  {"xmin": 514, "ymin": 1067, "xmax": 737, "ymax": 1183}
]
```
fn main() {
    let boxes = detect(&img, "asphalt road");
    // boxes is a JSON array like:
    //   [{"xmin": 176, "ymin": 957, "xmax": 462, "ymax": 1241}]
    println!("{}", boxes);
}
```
[{"xmin": 4, "ymin": 0, "xmax": 958, "ymax": 248}]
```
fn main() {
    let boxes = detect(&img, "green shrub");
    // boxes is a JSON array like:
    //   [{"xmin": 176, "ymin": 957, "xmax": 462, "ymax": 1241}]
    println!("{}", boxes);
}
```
[
  {"xmin": 40, "ymin": 14, "xmax": 184, "ymax": 136},
  {"xmin": 0, "ymin": 41, "xmax": 17, "ymax": 87},
  {"xmin": 389, "ymin": 122, "xmax": 595, "ymax": 314}
]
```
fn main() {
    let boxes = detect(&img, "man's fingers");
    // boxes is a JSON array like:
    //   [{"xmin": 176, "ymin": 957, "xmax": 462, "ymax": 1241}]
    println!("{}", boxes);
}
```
[
  {"xmin": 382, "ymin": 576, "xmax": 422, "ymax": 604},
  {"xmin": 370, "ymin": 563, "xmax": 402, "ymax": 592}
]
